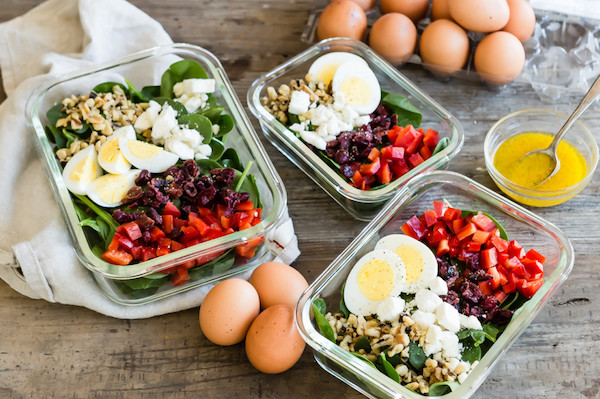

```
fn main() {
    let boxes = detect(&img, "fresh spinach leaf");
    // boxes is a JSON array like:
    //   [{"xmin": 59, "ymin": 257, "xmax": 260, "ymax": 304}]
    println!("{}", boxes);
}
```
[
  {"xmin": 45, "ymin": 125, "xmax": 66, "ymax": 148},
  {"xmin": 408, "ymin": 341, "xmax": 427, "ymax": 370},
  {"xmin": 196, "ymin": 159, "xmax": 222, "ymax": 173},
  {"xmin": 73, "ymin": 194, "xmax": 119, "ymax": 231},
  {"xmin": 287, "ymin": 113, "xmax": 301, "ymax": 125},
  {"xmin": 461, "ymin": 343, "xmax": 482, "ymax": 363},
  {"xmin": 153, "ymin": 96, "xmax": 188, "ymax": 118},
  {"xmin": 432, "ymin": 136, "xmax": 450, "ymax": 156},
  {"xmin": 339, "ymin": 283, "xmax": 350, "ymax": 318},
  {"xmin": 312, "ymin": 297, "xmax": 327, "ymax": 315},
  {"xmin": 378, "ymin": 353, "xmax": 400, "ymax": 383},
  {"xmin": 312, "ymin": 299, "xmax": 336, "ymax": 343},
  {"xmin": 141, "ymin": 85, "xmax": 161, "ymax": 99},
  {"xmin": 79, "ymin": 217, "xmax": 110, "ymax": 246},
  {"xmin": 217, "ymin": 114, "xmax": 234, "ymax": 135},
  {"xmin": 458, "ymin": 329, "xmax": 486, "ymax": 347},
  {"xmin": 429, "ymin": 381, "xmax": 460, "ymax": 396},
  {"xmin": 121, "ymin": 274, "xmax": 170, "ymax": 291},
  {"xmin": 380, "ymin": 90, "xmax": 422, "ymax": 127},
  {"xmin": 125, "ymin": 78, "xmax": 149, "ymax": 103},
  {"xmin": 349, "ymin": 352, "xmax": 377, "ymax": 368},
  {"xmin": 200, "ymin": 105, "xmax": 224, "ymax": 123},
  {"xmin": 160, "ymin": 59, "xmax": 208, "ymax": 98},
  {"xmin": 46, "ymin": 103, "xmax": 65, "ymax": 126},
  {"xmin": 354, "ymin": 336, "xmax": 371, "ymax": 353},
  {"xmin": 482, "ymin": 323, "xmax": 501, "ymax": 343},
  {"xmin": 178, "ymin": 113, "xmax": 213, "ymax": 143},
  {"xmin": 208, "ymin": 138, "xmax": 225, "ymax": 161},
  {"xmin": 92, "ymin": 81, "xmax": 127, "ymax": 94},
  {"xmin": 220, "ymin": 148, "xmax": 243, "ymax": 171}
]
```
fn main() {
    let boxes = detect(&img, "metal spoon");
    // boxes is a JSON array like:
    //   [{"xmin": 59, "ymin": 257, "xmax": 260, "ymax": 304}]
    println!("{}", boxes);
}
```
[{"xmin": 523, "ymin": 73, "xmax": 600, "ymax": 186}]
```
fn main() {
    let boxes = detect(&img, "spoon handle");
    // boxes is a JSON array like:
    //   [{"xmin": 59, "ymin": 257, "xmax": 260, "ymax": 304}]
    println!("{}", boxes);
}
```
[{"xmin": 549, "ymin": 74, "xmax": 600, "ymax": 151}]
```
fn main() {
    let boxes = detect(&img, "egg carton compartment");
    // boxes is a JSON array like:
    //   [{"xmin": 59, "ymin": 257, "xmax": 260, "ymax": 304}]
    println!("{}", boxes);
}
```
[{"xmin": 301, "ymin": 1, "xmax": 600, "ymax": 102}]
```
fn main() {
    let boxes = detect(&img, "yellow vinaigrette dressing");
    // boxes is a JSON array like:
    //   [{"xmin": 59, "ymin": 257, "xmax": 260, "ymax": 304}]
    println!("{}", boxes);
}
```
[{"xmin": 494, "ymin": 132, "xmax": 587, "ymax": 191}]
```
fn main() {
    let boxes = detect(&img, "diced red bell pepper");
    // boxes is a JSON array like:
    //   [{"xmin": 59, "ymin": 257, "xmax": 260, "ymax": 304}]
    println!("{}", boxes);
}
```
[
  {"xmin": 419, "ymin": 145, "xmax": 432, "ymax": 160},
  {"xmin": 108, "ymin": 234, "xmax": 120, "ymax": 251},
  {"xmin": 464, "ymin": 240, "xmax": 481, "ymax": 253},
  {"xmin": 163, "ymin": 201, "xmax": 181, "ymax": 217},
  {"xmin": 162, "ymin": 214, "xmax": 174, "ymax": 234},
  {"xmin": 471, "ymin": 212, "xmax": 497, "ymax": 232},
  {"xmin": 203, "ymin": 229, "xmax": 226, "ymax": 241},
  {"xmin": 423, "ymin": 210, "xmax": 438, "ymax": 227},
  {"xmin": 493, "ymin": 290, "xmax": 507, "ymax": 304},
  {"xmin": 395, "ymin": 125, "xmax": 424, "ymax": 154},
  {"xmin": 197, "ymin": 207, "xmax": 212, "ymax": 217},
  {"xmin": 481, "ymin": 247, "xmax": 498, "ymax": 269},
  {"xmin": 173, "ymin": 217, "xmax": 187, "ymax": 228},
  {"xmin": 401, "ymin": 222, "xmax": 419, "ymax": 240},
  {"xmin": 149, "ymin": 226, "xmax": 166, "ymax": 242},
  {"xmin": 408, "ymin": 152, "xmax": 424, "ymax": 168},
  {"xmin": 502, "ymin": 281, "xmax": 517, "ymax": 294},
  {"xmin": 115, "ymin": 233, "xmax": 135, "ymax": 250},
  {"xmin": 451, "ymin": 218, "xmax": 465, "ymax": 234},
  {"xmin": 188, "ymin": 215, "xmax": 209, "ymax": 236},
  {"xmin": 520, "ymin": 278, "xmax": 543, "ymax": 298},
  {"xmin": 433, "ymin": 201, "xmax": 448, "ymax": 219},
  {"xmin": 423, "ymin": 128, "xmax": 440, "ymax": 148},
  {"xmin": 117, "ymin": 221, "xmax": 142, "ymax": 241},
  {"xmin": 101, "ymin": 249, "xmax": 133, "ymax": 265},
  {"xmin": 195, "ymin": 250, "xmax": 225, "ymax": 265},
  {"xmin": 436, "ymin": 239, "xmax": 450, "ymax": 256},
  {"xmin": 130, "ymin": 246, "xmax": 143, "ymax": 260},
  {"xmin": 351, "ymin": 170, "xmax": 364, "ymax": 188},
  {"xmin": 489, "ymin": 235, "xmax": 509, "ymax": 253},
  {"xmin": 525, "ymin": 249, "xmax": 546, "ymax": 264},
  {"xmin": 236, "ymin": 201, "xmax": 255, "ymax": 211},
  {"xmin": 202, "ymin": 214, "xmax": 222, "ymax": 231},
  {"xmin": 507, "ymin": 240, "xmax": 525, "ymax": 258},
  {"xmin": 448, "ymin": 246, "xmax": 460, "ymax": 258},
  {"xmin": 487, "ymin": 266, "xmax": 501, "ymax": 290},
  {"xmin": 429, "ymin": 222, "xmax": 449, "ymax": 244},
  {"xmin": 405, "ymin": 216, "xmax": 427, "ymax": 240},
  {"xmin": 181, "ymin": 225, "xmax": 201, "ymax": 240},
  {"xmin": 504, "ymin": 256, "xmax": 523, "ymax": 271},
  {"xmin": 442, "ymin": 207, "xmax": 461, "ymax": 222},
  {"xmin": 456, "ymin": 223, "xmax": 477, "ymax": 241},
  {"xmin": 367, "ymin": 147, "xmax": 380, "ymax": 162},
  {"xmin": 386, "ymin": 125, "xmax": 404, "ymax": 143},
  {"xmin": 171, "ymin": 240, "xmax": 185, "ymax": 251},
  {"xmin": 236, "ymin": 243, "xmax": 256, "ymax": 258},
  {"xmin": 359, "ymin": 158, "xmax": 381, "ymax": 176},
  {"xmin": 478, "ymin": 280, "xmax": 493, "ymax": 296},
  {"xmin": 141, "ymin": 247, "xmax": 157, "ymax": 262},
  {"xmin": 391, "ymin": 158, "xmax": 410, "ymax": 177},
  {"xmin": 171, "ymin": 267, "xmax": 190, "ymax": 286},
  {"xmin": 472, "ymin": 229, "xmax": 491, "ymax": 244},
  {"xmin": 523, "ymin": 258, "xmax": 544, "ymax": 275},
  {"xmin": 497, "ymin": 252, "xmax": 509, "ymax": 266}
]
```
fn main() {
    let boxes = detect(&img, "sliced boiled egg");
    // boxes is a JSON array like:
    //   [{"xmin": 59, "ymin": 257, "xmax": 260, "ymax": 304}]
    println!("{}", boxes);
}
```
[
  {"xmin": 118, "ymin": 137, "xmax": 178, "ymax": 173},
  {"xmin": 331, "ymin": 60, "xmax": 381, "ymax": 115},
  {"xmin": 62, "ymin": 145, "xmax": 102, "ymax": 195},
  {"xmin": 375, "ymin": 234, "xmax": 437, "ymax": 294},
  {"xmin": 307, "ymin": 52, "xmax": 369, "ymax": 87},
  {"xmin": 86, "ymin": 170, "xmax": 140, "ymax": 208},
  {"xmin": 343, "ymin": 249, "xmax": 406, "ymax": 316},
  {"xmin": 97, "ymin": 125, "xmax": 136, "ymax": 174}
]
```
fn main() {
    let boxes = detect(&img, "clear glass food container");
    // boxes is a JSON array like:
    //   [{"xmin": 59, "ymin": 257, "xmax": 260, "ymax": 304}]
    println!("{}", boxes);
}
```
[
  {"xmin": 296, "ymin": 170, "xmax": 573, "ymax": 399},
  {"xmin": 247, "ymin": 38, "xmax": 464, "ymax": 221},
  {"xmin": 25, "ymin": 43, "xmax": 287, "ymax": 305}
]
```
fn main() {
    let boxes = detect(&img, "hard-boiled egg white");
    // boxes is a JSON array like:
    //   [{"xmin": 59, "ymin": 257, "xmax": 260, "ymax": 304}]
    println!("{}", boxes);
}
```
[
  {"xmin": 331, "ymin": 60, "xmax": 381, "ymax": 115},
  {"xmin": 86, "ymin": 169, "xmax": 140, "ymax": 208},
  {"xmin": 375, "ymin": 234, "xmax": 437, "ymax": 294},
  {"xmin": 118, "ymin": 137, "xmax": 178, "ymax": 173},
  {"xmin": 343, "ymin": 249, "xmax": 406, "ymax": 317},
  {"xmin": 97, "ymin": 125, "xmax": 136, "ymax": 174},
  {"xmin": 307, "ymin": 52, "xmax": 369, "ymax": 87},
  {"xmin": 62, "ymin": 145, "xmax": 102, "ymax": 195}
]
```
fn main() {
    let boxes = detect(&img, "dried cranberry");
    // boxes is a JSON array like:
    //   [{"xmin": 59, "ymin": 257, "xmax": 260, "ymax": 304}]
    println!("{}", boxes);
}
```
[
  {"xmin": 467, "ymin": 252, "xmax": 482, "ymax": 270},
  {"xmin": 146, "ymin": 207, "xmax": 163, "ymax": 225},
  {"xmin": 334, "ymin": 149, "xmax": 351, "ymax": 164},
  {"xmin": 135, "ymin": 214, "xmax": 155, "ymax": 231},
  {"xmin": 211, "ymin": 168, "xmax": 235, "ymax": 188},
  {"xmin": 340, "ymin": 164, "xmax": 355, "ymax": 178},
  {"xmin": 182, "ymin": 159, "xmax": 200, "ymax": 180},
  {"xmin": 112, "ymin": 209, "xmax": 134, "ymax": 224},
  {"xmin": 440, "ymin": 290, "xmax": 460, "ymax": 309},
  {"xmin": 460, "ymin": 281, "xmax": 483, "ymax": 304},
  {"xmin": 492, "ymin": 309, "xmax": 514, "ymax": 325},
  {"xmin": 164, "ymin": 182, "xmax": 183, "ymax": 199},
  {"xmin": 135, "ymin": 170, "xmax": 151, "ymax": 186},
  {"xmin": 468, "ymin": 269, "xmax": 493, "ymax": 282}
]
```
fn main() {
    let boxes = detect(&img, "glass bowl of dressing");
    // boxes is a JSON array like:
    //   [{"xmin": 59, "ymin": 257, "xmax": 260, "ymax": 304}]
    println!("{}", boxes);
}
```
[{"xmin": 484, "ymin": 109, "xmax": 598, "ymax": 207}]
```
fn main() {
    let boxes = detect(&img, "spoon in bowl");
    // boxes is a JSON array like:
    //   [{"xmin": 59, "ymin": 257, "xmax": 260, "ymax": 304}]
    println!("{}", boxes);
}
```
[{"xmin": 522, "ymin": 73, "xmax": 600, "ymax": 186}]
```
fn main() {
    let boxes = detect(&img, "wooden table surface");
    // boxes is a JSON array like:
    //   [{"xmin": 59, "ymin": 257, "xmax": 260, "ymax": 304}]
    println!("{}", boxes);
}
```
[{"xmin": 1, "ymin": 1, "xmax": 599, "ymax": 398}]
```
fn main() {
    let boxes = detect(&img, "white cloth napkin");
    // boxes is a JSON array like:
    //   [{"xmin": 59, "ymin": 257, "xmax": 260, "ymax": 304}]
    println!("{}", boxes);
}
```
[{"xmin": 0, "ymin": 0, "xmax": 300, "ymax": 319}]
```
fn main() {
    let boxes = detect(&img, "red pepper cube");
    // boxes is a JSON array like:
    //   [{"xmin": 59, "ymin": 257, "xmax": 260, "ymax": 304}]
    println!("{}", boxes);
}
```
[
  {"xmin": 395, "ymin": 125, "xmax": 424, "ymax": 154},
  {"xmin": 149, "ymin": 226, "xmax": 166, "ymax": 242},
  {"xmin": 493, "ymin": 290, "xmax": 507, "ymax": 304},
  {"xmin": 478, "ymin": 280, "xmax": 493, "ymax": 296},
  {"xmin": 367, "ymin": 147, "xmax": 380, "ymax": 162},
  {"xmin": 481, "ymin": 247, "xmax": 498, "ymax": 269},
  {"xmin": 436, "ymin": 239, "xmax": 450, "ymax": 256},
  {"xmin": 391, "ymin": 158, "xmax": 410, "ymax": 177},
  {"xmin": 507, "ymin": 240, "xmax": 525, "ymax": 258},
  {"xmin": 502, "ymin": 281, "xmax": 517, "ymax": 294},
  {"xmin": 117, "ymin": 221, "xmax": 143, "ymax": 241},
  {"xmin": 236, "ymin": 201, "xmax": 255, "ymax": 211},
  {"xmin": 456, "ymin": 223, "xmax": 477, "ymax": 241},
  {"xmin": 451, "ymin": 218, "xmax": 465, "ymax": 234},
  {"xmin": 116, "ymin": 233, "xmax": 135, "ymax": 250},
  {"xmin": 171, "ymin": 267, "xmax": 190, "ymax": 287},
  {"xmin": 405, "ymin": 215, "xmax": 427, "ymax": 239},
  {"xmin": 162, "ymin": 214, "xmax": 174, "ymax": 234},
  {"xmin": 489, "ymin": 235, "xmax": 509, "ymax": 253},
  {"xmin": 464, "ymin": 240, "xmax": 481, "ymax": 253},
  {"xmin": 525, "ymin": 248, "xmax": 546, "ymax": 264},
  {"xmin": 433, "ymin": 201, "xmax": 448, "ymax": 219},
  {"xmin": 504, "ymin": 256, "xmax": 523, "ymax": 271},
  {"xmin": 359, "ymin": 158, "xmax": 381, "ymax": 176},
  {"xmin": 101, "ymin": 249, "xmax": 133, "ymax": 265},
  {"xmin": 423, "ymin": 210, "xmax": 438, "ymax": 227},
  {"xmin": 442, "ymin": 207, "xmax": 461, "ymax": 222},
  {"xmin": 423, "ymin": 128, "xmax": 440, "ymax": 148},
  {"xmin": 130, "ymin": 246, "xmax": 143, "ymax": 260},
  {"xmin": 386, "ymin": 125, "xmax": 404, "ymax": 143},
  {"xmin": 171, "ymin": 240, "xmax": 185, "ymax": 251},
  {"xmin": 351, "ymin": 170, "xmax": 364, "ymax": 188},
  {"xmin": 419, "ymin": 145, "xmax": 432, "ymax": 160},
  {"xmin": 472, "ymin": 229, "xmax": 491, "ymax": 244},
  {"xmin": 163, "ymin": 201, "xmax": 181, "ymax": 217},
  {"xmin": 522, "ymin": 258, "xmax": 544, "ymax": 275},
  {"xmin": 141, "ymin": 247, "xmax": 157, "ymax": 262},
  {"xmin": 520, "ymin": 278, "xmax": 544, "ymax": 298},
  {"xmin": 408, "ymin": 152, "xmax": 424, "ymax": 168}
]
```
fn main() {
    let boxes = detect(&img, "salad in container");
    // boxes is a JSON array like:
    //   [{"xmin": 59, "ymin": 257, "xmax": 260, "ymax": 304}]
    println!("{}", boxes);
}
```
[
  {"xmin": 248, "ymin": 38, "xmax": 464, "ymax": 221},
  {"xmin": 296, "ymin": 171, "xmax": 573, "ymax": 398},
  {"xmin": 26, "ymin": 44, "xmax": 287, "ymax": 305}
]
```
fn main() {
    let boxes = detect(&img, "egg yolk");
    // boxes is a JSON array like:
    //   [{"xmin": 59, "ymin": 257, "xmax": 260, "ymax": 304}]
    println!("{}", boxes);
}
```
[
  {"xmin": 93, "ymin": 175, "xmax": 132, "ymax": 204},
  {"xmin": 69, "ymin": 156, "xmax": 98, "ymax": 183},
  {"xmin": 338, "ymin": 77, "xmax": 371, "ymax": 106},
  {"xmin": 316, "ymin": 63, "xmax": 340, "ymax": 86},
  {"xmin": 393, "ymin": 245, "xmax": 423, "ymax": 285},
  {"xmin": 357, "ymin": 259, "xmax": 394, "ymax": 301},
  {"xmin": 127, "ymin": 140, "xmax": 163, "ymax": 159}
]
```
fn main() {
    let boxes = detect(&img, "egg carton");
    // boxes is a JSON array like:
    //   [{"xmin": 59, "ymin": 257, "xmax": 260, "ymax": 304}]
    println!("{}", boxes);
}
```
[{"xmin": 301, "ymin": 1, "xmax": 600, "ymax": 102}]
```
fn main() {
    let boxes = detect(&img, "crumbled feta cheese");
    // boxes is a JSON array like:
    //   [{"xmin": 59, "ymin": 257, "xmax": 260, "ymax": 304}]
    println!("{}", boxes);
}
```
[
  {"xmin": 134, "ymin": 100, "xmax": 161, "ymax": 132},
  {"xmin": 288, "ymin": 122, "xmax": 307, "ymax": 133},
  {"xmin": 439, "ymin": 331, "xmax": 460, "ymax": 358},
  {"xmin": 376, "ymin": 296, "xmax": 405, "ymax": 322},
  {"xmin": 164, "ymin": 138, "xmax": 195, "ymax": 160},
  {"xmin": 307, "ymin": 104, "xmax": 333, "ymax": 126},
  {"xmin": 299, "ymin": 130, "xmax": 327, "ymax": 150},
  {"xmin": 429, "ymin": 276, "xmax": 448, "ymax": 296},
  {"xmin": 194, "ymin": 144, "xmax": 212, "ymax": 160},
  {"xmin": 435, "ymin": 302, "xmax": 461, "ymax": 333},
  {"xmin": 411, "ymin": 310, "xmax": 436, "ymax": 329},
  {"xmin": 353, "ymin": 115, "xmax": 371, "ymax": 127},
  {"xmin": 151, "ymin": 104, "xmax": 179, "ymax": 144},
  {"xmin": 174, "ymin": 78, "xmax": 215, "ymax": 97},
  {"xmin": 288, "ymin": 90, "xmax": 311, "ymax": 115},
  {"xmin": 174, "ymin": 127, "xmax": 202, "ymax": 149},
  {"xmin": 459, "ymin": 314, "xmax": 483, "ymax": 331},
  {"xmin": 180, "ymin": 94, "xmax": 204, "ymax": 113},
  {"xmin": 212, "ymin": 124, "xmax": 220, "ymax": 135},
  {"xmin": 446, "ymin": 357, "xmax": 460, "ymax": 372},
  {"xmin": 415, "ymin": 289, "xmax": 442, "ymax": 313},
  {"xmin": 424, "ymin": 324, "xmax": 443, "ymax": 356}
]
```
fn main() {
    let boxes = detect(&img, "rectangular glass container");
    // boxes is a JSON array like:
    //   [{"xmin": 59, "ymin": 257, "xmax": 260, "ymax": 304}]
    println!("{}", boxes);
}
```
[
  {"xmin": 26, "ymin": 43, "xmax": 287, "ymax": 305},
  {"xmin": 296, "ymin": 170, "xmax": 573, "ymax": 399},
  {"xmin": 247, "ymin": 38, "xmax": 464, "ymax": 221}
]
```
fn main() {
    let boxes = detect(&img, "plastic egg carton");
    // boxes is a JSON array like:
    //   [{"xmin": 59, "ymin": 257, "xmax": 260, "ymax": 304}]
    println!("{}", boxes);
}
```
[{"xmin": 301, "ymin": 0, "xmax": 600, "ymax": 102}]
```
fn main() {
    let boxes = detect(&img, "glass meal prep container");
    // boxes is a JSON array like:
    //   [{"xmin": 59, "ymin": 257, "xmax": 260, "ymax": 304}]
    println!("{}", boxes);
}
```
[
  {"xmin": 296, "ymin": 170, "xmax": 573, "ymax": 399},
  {"xmin": 25, "ymin": 43, "xmax": 287, "ymax": 305},
  {"xmin": 247, "ymin": 38, "xmax": 464, "ymax": 221}
]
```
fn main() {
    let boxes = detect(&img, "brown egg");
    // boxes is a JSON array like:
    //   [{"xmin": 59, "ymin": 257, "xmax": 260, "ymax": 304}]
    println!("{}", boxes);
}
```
[
  {"xmin": 431, "ymin": 0, "xmax": 452, "ymax": 20},
  {"xmin": 199, "ymin": 279, "xmax": 260, "ymax": 346},
  {"xmin": 249, "ymin": 262, "xmax": 309, "ymax": 310},
  {"xmin": 420, "ymin": 19, "xmax": 470, "ymax": 77},
  {"xmin": 333, "ymin": 0, "xmax": 376, "ymax": 11},
  {"xmin": 380, "ymin": 0, "xmax": 429, "ymax": 23},
  {"xmin": 448, "ymin": 0, "xmax": 510, "ymax": 32},
  {"xmin": 318, "ymin": 0, "xmax": 367, "ymax": 41},
  {"xmin": 245, "ymin": 305, "xmax": 306, "ymax": 374},
  {"xmin": 369, "ymin": 13, "xmax": 417, "ymax": 65},
  {"xmin": 474, "ymin": 31, "xmax": 525, "ymax": 85},
  {"xmin": 502, "ymin": 0, "xmax": 536, "ymax": 42}
]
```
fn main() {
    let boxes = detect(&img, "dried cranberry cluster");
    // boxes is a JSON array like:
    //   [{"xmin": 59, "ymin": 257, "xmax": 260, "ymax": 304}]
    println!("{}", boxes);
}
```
[
  {"xmin": 323, "ymin": 104, "xmax": 398, "ymax": 179},
  {"xmin": 111, "ymin": 160, "xmax": 249, "ymax": 243},
  {"xmin": 438, "ymin": 255, "xmax": 514, "ymax": 325}
]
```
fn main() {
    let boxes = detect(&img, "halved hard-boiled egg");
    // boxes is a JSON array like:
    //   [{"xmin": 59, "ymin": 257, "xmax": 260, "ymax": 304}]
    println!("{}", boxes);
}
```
[
  {"xmin": 343, "ymin": 249, "xmax": 406, "ymax": 316},
  {"xmin": 62, "ymin": 145, "xmax": 102, "ymax": 195},
  {"xmin": 331, "ymin": 60, "xmax": 381, "ymax": 115},
  {"xmin": 97, "ymin": 125, "xmax": 136, "ymax": 174},
  {"xmin": 118, "ymin": 137, "xmax": 178, "ymax": 173},
  {"xmin": 86, "ymin": 169, "xmax": 140, "ymax": 208},
  {"xmin": 375, "ymin": 234, "xmax": 437, "ymax": 294},
  {"xmin": 307, "ymin": 52, "xmax": 369, "ymax": 87}
]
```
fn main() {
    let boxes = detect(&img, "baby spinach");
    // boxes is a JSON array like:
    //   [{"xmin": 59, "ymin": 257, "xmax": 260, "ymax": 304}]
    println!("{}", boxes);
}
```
[
  {"xmin": 380, "ymin": 90, "xmax": 422, "ymax": 128},
  {"xmin": 312, "ymin": 298, "xmax": 336, "ymax": 343},
  {"xmin": 125, "ymin": 78, "xmax": 149, "ymax": 103},
  {"xmin": 45, "ymin": 125, "xmax": 67, "ymax": 148},
  {"xmin": 461, "ymin": 342, "xmax": 482, "ymax": 363},
  {"xmin": 178, "ymin": 113, "xmax": 213, "ymax": 143},
  {"xmin": 482, "ymin": 323, "xmax": 501, "ymax": 343},
  {"xmin": 339, "ymin": 283, "xmax": 350, "ymax": 318},
  {"xmin": 208, "ymin": 138, "xmax": 225, "ymax": 161},
  {"xmin": 46, "ymin": 103, "xmax": 65, "ymax": 126},
  {"xmin": 457, "ymin": 329, "xmax": 486, "ymax": 347},
  {"xmin": 160, "ymin": 59, "xmax": 208, "ymax": 98},
  {"xmin": 141, "ymin": 85, "xmax": 161, "ymax": 99},
  {"xmin": 73, "ymin": 194, "xmax": 119, "ymax": 232},
  {"xmin": 349, "ymin": 352, "xmax": 377, "ymax": 368},
  {"xmin": 220, "ymin": 148, "xmax": 243, "ymax": 171},
  {"xmin": 354, "ymin": 336, "xmax": 371, "ymax": 353},
  {"xmin": 153, "ymin": 97, "xmax": 188, "ymax": 118},
  {"xmin": 408, "ymin": 341, "xmax": 427, "ymax": 370},
  {"xmin": 217, "ymin": 114, "xmax": 234, "ymax": 135},
  {"xmin": 432, "ymin": 136, "xmax": 450, "ymax": 156},
  {"xmin": 378, "ymin": 353, "xmax": 400, "ymax": 383},
  {"xmin": 188, "ymin": 250, "xmax": 236, "ymax": 280},
  {"xmin": 92, "ymin": 81, "xmax": 127, "ymax": 94},
  {"xmin": 429, "ymin": 381, "xmax": 460, "ymax": 396}
]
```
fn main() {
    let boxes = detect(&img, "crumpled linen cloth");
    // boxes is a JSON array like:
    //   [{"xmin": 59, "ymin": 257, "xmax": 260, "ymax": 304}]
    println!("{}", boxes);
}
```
[{"xmin": 0, "ymin": 0, "xmax": 300, "ymax": 319}]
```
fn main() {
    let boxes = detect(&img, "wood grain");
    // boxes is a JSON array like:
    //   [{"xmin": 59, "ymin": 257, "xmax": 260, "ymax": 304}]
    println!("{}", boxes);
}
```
[{"xmin": 0, "ymin": 1, "xmax": 599, "ymax": 398}]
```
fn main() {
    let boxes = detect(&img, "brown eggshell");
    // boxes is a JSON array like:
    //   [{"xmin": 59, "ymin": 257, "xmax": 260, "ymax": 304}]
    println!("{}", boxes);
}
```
[
  {"xmin": 448, "ymin": 0, "xmax": 510, "ymax": 33},
  {"xmin": 199, "ymin": 279, "xmax": 260, "ymax": 346},
  {"xmin": 318, "ymin": 0, "xmax": 367, "ymax": 41},
  {"xmin": 474, "ymin": 31, "xmax": 525, "ymax": 85},
  {"xmin": 380, "ymin": 0, "xmax": 429, "ymax": 22},
  {"xmin": 249, "ymin": 262, "xmax": 309, "ymax": 310},
  {"xmin": 431, "ymin": 0, "xmax": 452, "ymax": 20},
  {"xmin": 502, "ymin": 0, "xmax": 536, "ymax": 42},
  {"xmin": 245, "ymin": 305, "xmax": 306, "ymax": 374},
  {"xmin": 333, "ymin": 0, "xmax": 376, "ymax": 11},
  {"xmin": 369, "ymin": 13, "xmax": 417, "ymax": 65},
  {"xmin": 420, "ymin": 19, "xmax": 470, "ymax": 77}
]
